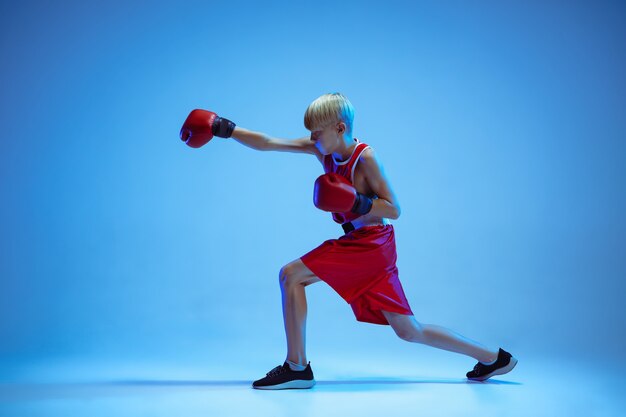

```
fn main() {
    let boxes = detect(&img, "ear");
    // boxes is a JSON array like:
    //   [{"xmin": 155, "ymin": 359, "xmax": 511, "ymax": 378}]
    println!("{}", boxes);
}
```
[{"xmin": 336, "ymin": 122, "xmax": 346, "ymax": 135}]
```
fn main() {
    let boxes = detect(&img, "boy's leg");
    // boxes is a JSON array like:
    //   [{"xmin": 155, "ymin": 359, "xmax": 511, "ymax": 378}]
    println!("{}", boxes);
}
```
[
  {"xmin": 279, "ymin": 259, "xmax": 321, "ymax": 366},
  {"xmin": 381, "ymin": 310, "xmax": 499, "ymax": 363}
]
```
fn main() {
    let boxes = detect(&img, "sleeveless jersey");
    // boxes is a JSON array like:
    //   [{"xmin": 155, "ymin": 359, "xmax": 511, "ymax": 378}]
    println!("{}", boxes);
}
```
[{"xmin": 322, "ymin": 138, "xmax": 372, "ymax": 224}]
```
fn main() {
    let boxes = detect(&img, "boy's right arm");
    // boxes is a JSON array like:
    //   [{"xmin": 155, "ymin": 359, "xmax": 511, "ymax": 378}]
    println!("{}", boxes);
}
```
[
  {"xmin": 178, "ymin": 108, "xmax": 321, "ymax": 161},
  {"xmin": 231, "ymin": 126, "xmax": 322, "ymax": 160}
]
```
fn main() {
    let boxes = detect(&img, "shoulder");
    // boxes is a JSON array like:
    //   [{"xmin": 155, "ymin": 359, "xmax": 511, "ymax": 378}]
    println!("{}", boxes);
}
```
[
  {"xmin": 359, "ymin": 146, "xmax": 374, "ymax": 159},
  {"xmin": 357, "ymin": 146, "xmax": 379, "ymax": 168},
  {"xmin": 356, "ymin": 146, "xmax": 390, "ymax": 177}
]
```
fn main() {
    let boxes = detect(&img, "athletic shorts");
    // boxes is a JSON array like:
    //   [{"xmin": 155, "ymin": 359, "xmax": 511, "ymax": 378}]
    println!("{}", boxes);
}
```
[{"xmin": 300, "ymin": 224, "xmax": 413, "ymax": 325}]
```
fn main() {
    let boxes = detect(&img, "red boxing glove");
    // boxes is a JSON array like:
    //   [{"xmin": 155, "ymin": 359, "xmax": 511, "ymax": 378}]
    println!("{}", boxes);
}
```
[
  {"xmin": 180, "ymin": 109, "xmax": 236, "ymax": 148},
  {"xmin": 313, "ymin": 173, "xmax": 373, "ymax": 215}
]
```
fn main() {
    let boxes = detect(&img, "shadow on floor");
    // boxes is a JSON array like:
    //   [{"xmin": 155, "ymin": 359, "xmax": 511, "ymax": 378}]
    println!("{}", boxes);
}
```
[
  {"xmin": 110, "ymin": 377, "xmax": 522, "ymax": 387},
  {"xmin": 0, "ymin": 378, "xmax": 523, "ymax": 400}
]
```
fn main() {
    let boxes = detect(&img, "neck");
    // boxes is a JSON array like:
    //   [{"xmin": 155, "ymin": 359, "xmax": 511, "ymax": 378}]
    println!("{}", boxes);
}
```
[{"xmin": 332, "ymin": 136, "xmax": 357, "ymax": 162}]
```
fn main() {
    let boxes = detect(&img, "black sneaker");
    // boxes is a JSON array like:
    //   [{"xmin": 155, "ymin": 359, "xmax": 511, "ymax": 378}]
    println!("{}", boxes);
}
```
[
  {"xmin": 252, "ymin": 361, "xmax": 316, "ymax": 390},
  {"xmin": 466, "ymin": 348, "xmax": 518, "ymax": 381}
]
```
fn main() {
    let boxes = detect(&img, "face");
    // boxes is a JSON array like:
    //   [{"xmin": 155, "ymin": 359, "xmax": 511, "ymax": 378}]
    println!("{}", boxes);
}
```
[{"xmin": 309, "ymin": 122, "xmax": 345, "ymax": 155}]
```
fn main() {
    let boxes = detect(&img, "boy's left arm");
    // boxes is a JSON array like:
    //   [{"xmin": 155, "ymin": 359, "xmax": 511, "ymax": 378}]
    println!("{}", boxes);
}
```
[{"xmin": 361, "ymin": 149, "xmax": 401, "ymax": 220}]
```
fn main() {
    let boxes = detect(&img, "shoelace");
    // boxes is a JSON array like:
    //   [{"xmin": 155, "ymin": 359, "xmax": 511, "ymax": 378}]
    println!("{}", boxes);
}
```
[
  {"xmin": 471, "ymin": 362, "xmax": 488, "ymax": 375},
  {"xmin": 266, "ymin": 365, "xmax": 287, "ymax": 378},
  {"xmin": 472, "ymin": 357, "xmax": 500, "ymax": 373}
]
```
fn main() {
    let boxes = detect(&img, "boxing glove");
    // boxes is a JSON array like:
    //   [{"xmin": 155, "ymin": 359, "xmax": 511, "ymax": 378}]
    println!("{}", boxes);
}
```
[
  {"xmin": 313, "ymin": 173, "xmax": 373, "ymax": 215},
  {"xmin": 180, "ymin": 109, "xmax": 236, "ymax": 148}
]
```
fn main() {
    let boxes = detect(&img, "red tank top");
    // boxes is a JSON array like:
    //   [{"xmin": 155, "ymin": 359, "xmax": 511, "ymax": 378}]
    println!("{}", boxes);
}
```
[{"xmin": 322, "ymin": 138, "xmax": 371, "ymax": 224}]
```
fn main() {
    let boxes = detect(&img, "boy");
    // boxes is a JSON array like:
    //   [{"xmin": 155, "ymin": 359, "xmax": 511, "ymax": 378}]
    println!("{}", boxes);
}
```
[{"xmin": 180, "ymin": 93, "xmax": 518, "ymax": 389}]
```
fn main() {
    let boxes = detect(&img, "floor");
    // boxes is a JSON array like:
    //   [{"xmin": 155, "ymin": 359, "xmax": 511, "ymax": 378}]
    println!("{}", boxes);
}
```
[{"xmin": 1, "ymin": 352, "xmax": 623, "ymax": 417}]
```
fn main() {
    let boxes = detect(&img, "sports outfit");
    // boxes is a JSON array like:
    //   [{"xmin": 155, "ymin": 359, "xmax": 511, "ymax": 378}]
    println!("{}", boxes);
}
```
[{"xmin": 300, "ymin": 138, "xmax": 413, "ymax": 325}]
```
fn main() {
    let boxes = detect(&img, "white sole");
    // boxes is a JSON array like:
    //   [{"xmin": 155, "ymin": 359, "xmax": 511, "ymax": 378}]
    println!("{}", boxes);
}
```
[
  {"xmin": 253, "ymin": 379, "xmax": 316, "ymax": 390},
  {"xmin": 469, "ymin": 356, "xmax": 518, "ymax": 381}
]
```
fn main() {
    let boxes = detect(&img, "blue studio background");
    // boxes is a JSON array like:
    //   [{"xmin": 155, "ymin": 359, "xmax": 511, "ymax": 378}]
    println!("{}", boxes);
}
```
[{"xmin": 1, "ymin": 0, "xmax": 625, "ymax": 381}]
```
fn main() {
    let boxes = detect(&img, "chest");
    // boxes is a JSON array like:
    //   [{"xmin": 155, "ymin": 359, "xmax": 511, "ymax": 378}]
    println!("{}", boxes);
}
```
[{"xmin": 323, "ymin": 151, "xmax": 375, "ymax": 197}]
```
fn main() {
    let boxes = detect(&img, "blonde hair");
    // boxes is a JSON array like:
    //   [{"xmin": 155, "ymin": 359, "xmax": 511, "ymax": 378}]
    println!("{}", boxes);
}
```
[{"xmin": 304, "ymin": 92, "xmax": 355, "ymax": 133}]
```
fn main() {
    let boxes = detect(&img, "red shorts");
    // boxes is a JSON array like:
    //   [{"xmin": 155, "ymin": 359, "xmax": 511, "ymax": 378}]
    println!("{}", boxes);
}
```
[{"xmin": 300, "ymin": 224, "xmax": 413, "ymax": 325}]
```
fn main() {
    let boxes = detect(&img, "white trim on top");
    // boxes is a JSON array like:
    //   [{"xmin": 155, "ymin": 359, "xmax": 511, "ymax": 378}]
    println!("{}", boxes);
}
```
[
  {"xmin": 332, "ymin": 138, "xmax": 360, "ymax": 166},
  {"xmin": 350, "ymin": 145, "xmax": 371, "ymax": 183}
]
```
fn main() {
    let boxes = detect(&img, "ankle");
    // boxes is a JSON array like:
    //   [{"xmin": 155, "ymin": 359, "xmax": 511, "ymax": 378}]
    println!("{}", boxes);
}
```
[
  {"xmin": 286, "ymin": 359, "xmax": 307, "ymax": 371},
  {"xmin": 480, "ymin": 350, "xmax": 499, "ymax": 364},
  {"xmin": 286, "ymin": 354, "xmax": 307, "ymax": 366}
]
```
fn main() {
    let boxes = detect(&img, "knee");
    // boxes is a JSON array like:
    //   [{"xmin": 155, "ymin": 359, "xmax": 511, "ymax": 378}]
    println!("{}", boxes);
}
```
[
  {"xmin": 393, "ymin": 320, "xmax": 425, "ymax": 343},
  {"xmin": 279, "ymin": 263, "xmax": 299, "ymax": 289},
  {"xmin": 394, "ymin": 327, "xmax": 417, "ymax": 342}
]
